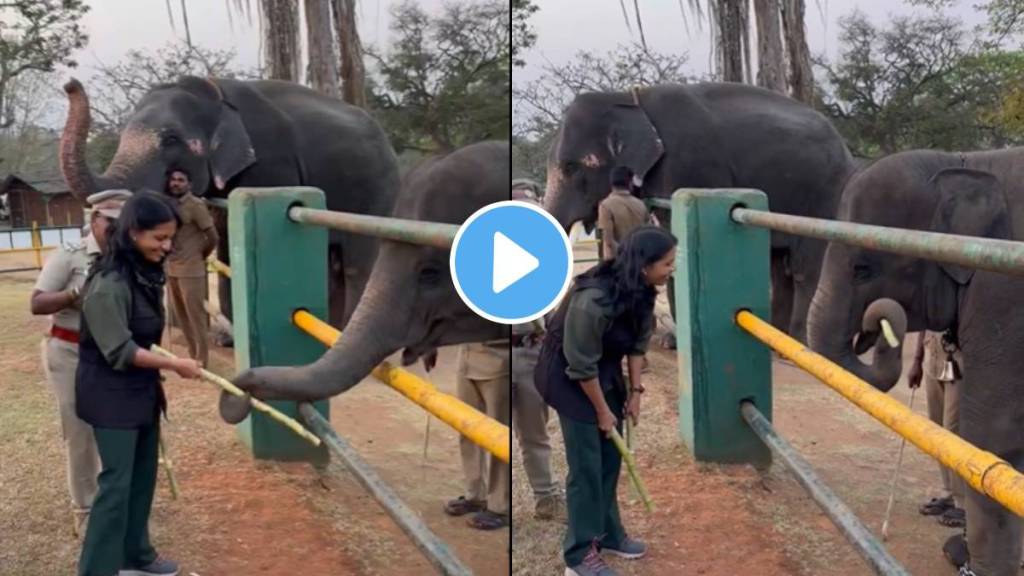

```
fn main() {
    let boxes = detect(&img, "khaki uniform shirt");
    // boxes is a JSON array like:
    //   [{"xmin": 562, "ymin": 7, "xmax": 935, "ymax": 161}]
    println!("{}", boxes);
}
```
[
  {"xmin": 166, "ymin": 193, "xmax": 216, "ymax": 278},
  {"xmin": 597, "ymin": 190, "xmax": 649, "ymax": 245},
  {"xmin": 34, "ymin": 234, "xmax": 101, "ymax": 331},
  {"xmin": 458, "ymin": 341, "xmax": 511, "ymax": 381}
]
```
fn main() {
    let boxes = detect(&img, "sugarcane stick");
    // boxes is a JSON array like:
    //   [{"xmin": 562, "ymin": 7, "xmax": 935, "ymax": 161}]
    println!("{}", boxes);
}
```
[
  {"xmin": 151, "ymin": 345, "xmax": 322, "ymax": 447},
  {"xmin": 422, "ymin": 414, "xmax": 432, "ymax": 461},
  {"xmin": 608, "ymin": 428, "xmax": 654, "ymax": 512},
  {"xmin": 158, "ymin": 433, "xmax": 180, "ymax": 500},
  {"xmin": 882, "ymin": 386, "xmax": 917, "ymax": 541}
]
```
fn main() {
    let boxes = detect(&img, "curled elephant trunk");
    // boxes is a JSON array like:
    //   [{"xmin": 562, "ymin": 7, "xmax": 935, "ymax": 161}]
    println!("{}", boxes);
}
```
[
  {"xmin": 60, "ymin": 79, "xmax": 121, "ymax": 201},
  {"xmin": 808, "ymin": 275, "xmax": 907, "ymax": 392},
  {"xmin": 219, "ymin": 250, "xmax": 413, "ymax": 424}
]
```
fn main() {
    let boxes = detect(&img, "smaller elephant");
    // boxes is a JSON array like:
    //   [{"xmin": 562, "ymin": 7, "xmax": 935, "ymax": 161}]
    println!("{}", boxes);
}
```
[
  {"xmin": 220, "ymin": 141, "xmax": 510, "ymax": 422},
  {"xmin": 807, "ymin": 149, "xmax": 1024, "ymax": 576}
]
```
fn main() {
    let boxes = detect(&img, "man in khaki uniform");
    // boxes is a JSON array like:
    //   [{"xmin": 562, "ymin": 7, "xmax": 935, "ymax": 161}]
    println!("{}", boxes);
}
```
[
  {"xmin": 30, "ymin": 189, "xmax": 131, "ymax": 537},
  {"xmin": 164, "ymin": 168, "xmax": 218, "ymax": 367},
  {"xmin": 444, "ymin": 340, "xmax": 511, "ymax": 530},
  {"xmin": 909, "ymin": 331, "xmax": 964, "ymax": 527},
  {"xmin": 598, "ymin": 166, "xmax": 649, "ymax": 261}
]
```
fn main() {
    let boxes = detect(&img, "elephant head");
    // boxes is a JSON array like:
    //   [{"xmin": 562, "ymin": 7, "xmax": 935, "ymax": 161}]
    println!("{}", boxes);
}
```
[
  {"xmin": 544, "ymin": 91, "xmax": 664, "ymax": 231},
  {"xmin": 60, "ymin": 76, "xmax": 255, "ymax": 200},
  {"xmin": 220, "ymin": 141, "xmax": 509, "ymax": 422},
  {"xmin": 807, "ymin": 164, "xmax": 1012, "ymax": 391}
]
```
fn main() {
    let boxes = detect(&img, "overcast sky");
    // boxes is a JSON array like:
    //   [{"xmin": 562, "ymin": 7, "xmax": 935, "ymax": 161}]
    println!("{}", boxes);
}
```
[{"xmin": 514, "ymin": 0, "xmax": 989, "ymax": 86}]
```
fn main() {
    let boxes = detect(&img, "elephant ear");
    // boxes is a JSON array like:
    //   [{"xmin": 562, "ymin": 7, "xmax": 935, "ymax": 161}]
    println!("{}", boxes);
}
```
[
  {"xmin": 207, "ymin": 80, "xmax": 256, "ymax": 190},
  {"xmin": 609, "ymin": 94, "xmax": 664, "ymax": 189},
  {"xmin": 929, "ymin": 167, "xmax": 1011, "ymax": 285}
]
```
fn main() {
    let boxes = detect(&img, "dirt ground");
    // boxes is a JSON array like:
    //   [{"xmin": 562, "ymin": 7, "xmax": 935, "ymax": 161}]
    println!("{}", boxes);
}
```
[
  {"xmin": 0, "ymin": 262, "xmax": 508, "ymax": 576},
  {"xmin": 511, "ymin": 253, "xmax": 961, "ymax": 576}
]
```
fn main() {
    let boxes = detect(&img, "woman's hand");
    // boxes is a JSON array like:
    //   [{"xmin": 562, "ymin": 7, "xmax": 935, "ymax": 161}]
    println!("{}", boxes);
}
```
[
  {"xmin": 626, "ymin": 394, "xmax": 641, "ymax": 426},
  {"xmin": 173, "ymin": 358, "xmax": 203, "ymax": 380},
  {"xmin": 597, "ymin": 408, "xmax": 618, "ymax": 436}
]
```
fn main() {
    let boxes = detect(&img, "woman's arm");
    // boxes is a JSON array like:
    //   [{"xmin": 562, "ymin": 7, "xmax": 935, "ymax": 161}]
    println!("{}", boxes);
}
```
[{"xmin": 579, "ymin": 377, "xmax": 617, "ymax": 434}]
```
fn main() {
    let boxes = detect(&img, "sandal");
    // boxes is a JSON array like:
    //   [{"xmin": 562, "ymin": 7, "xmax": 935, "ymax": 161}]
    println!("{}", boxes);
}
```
[
  {"xmin": 466, "ymin": 510, "xmax": 508, "ymax": 531},
  {"xmin": 443, "ymin": 496, "xmax": 486, "ymax": 517},
  {"xmin": 938, "ymin": 507, "xmax": 966, "ymax": 528},
  {"xmin": 920, "ymin": 495, "xmax": 955, "ymax": 516}
]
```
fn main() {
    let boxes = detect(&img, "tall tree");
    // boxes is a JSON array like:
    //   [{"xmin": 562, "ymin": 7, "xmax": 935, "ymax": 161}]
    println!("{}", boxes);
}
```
[
  {"xmin": 780, "ymin": 0, "xmax": 813, "ymax": 103},
  {"xmin": 0, "ymin": 0, "xmax": 89, "ymax": 128},
  {"xmin": 754, "ymin": 0, "xmax": 786, "ymax": 92},
  {"xmin": 305, "ymin": 0, "xmax": 341, "ymax": 97},
  {"xmin": 717, "ymin": 0, "xmax": 746, "ymax": 82},
  {"xmin": 261, "ymin": 0, "xmax": 301, "ymax": 81},
  {"xmin": 511, "ymin": 0, "xmax": 539, "ymax": 67},
  {"xmin": 331, "ymin": 0, "xmax": 366, "ymax": 106}
]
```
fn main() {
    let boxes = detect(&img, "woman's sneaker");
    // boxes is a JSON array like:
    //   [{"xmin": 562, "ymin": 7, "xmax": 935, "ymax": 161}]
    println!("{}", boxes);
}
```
[
  {"xmin": 566, "ymin": 543, "xmax": 619, "ymax": 576},
  {"xmin": 120, "ymin": 556, "xmax": 179, "ymax": 576},
  {"xmin": 602, "ymin": 536, "xmax": 647, "ymax": 559}
]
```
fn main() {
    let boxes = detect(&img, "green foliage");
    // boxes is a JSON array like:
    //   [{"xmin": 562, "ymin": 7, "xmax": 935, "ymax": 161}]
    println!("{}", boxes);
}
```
[
  {"xmin": 817, "ymin": 11, "xmax": 1024, "ymax": 156},
  {"xmin": 0, "ymin": 0, "xmax": 89, "ymax": 128},
  {"xmin": 512, "ymin": 0, "xmax": 538, "ymax": 68},
  {"xmin": 369, "ymin": 0, "xmax": 510, "ymax": 153}
]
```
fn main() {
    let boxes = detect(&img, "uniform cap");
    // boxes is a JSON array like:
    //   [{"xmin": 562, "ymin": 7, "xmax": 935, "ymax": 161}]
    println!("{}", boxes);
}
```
[{"xmin": 86, "ymin": 189, "xmax": 133, "ymax": 219}]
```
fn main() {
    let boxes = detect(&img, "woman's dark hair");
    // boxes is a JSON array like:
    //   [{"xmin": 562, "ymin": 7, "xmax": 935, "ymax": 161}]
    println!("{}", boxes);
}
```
[
  {"xmin": 91, "ymin": 190, "xmax": 181, "ymax": 280},
  {"xmin": 578, "ymin": 226, "xmax": 677, "ymax": 333},
  {"xmin": 609, "ymin": 165, "xmax": 634, "ymax": 190}
]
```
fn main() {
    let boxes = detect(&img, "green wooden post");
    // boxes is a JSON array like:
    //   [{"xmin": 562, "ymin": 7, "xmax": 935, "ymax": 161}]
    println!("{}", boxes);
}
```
[
  {"xmin": 229, "ymin": 187, "xmax": 330, "ymax": 463},
  {"xmin": 672, "ymin": 188, "xmax": 772, "ymax": 466}
]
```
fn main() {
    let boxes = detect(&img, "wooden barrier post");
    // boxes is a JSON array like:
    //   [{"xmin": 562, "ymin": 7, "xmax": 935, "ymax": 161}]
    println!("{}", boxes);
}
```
[
  {"xmin": 672, "ymin": 188, "xmax": 772, "ymax": 466},
  {"xmin": 229, "ymin": 187, "xmax": 330, "ymax": 462}
]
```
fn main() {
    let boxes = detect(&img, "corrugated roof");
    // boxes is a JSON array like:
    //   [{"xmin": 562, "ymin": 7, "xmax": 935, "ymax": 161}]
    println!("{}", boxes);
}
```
[{"xmin": 0, "ymin": 174, "xmax": 71, "ymax": 196}]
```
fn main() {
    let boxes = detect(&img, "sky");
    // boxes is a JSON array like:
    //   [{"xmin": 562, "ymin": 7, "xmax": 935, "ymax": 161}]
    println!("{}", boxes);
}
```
[{"xmin": 514, "ymin": 0, "xmax": 989, "ymax": 86}]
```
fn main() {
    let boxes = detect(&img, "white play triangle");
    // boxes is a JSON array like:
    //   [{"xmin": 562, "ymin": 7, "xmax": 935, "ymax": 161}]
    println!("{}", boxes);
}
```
[{"xmin": 492, "ymin": 231, "xmax": 539, "ymax": 294}]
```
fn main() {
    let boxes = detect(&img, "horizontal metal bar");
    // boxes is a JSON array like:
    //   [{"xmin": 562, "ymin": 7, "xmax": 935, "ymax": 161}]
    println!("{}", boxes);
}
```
[
  {"xmin": 736, "ymin": 310, "xmax": 1024, "ymax": 517},
  {"xmin": 298, "ymin": 404, "xmax": 472, "ymax": 576},
  {"xmin": 0, "ymin": 267, "xmax": 40, "ymax": 274},
  {"xmin": 204, "ymin": 197, "xmax": 229, "ymax": 209},
  {"xmin": 740, "ymin": 401, "xmax": 909, "ymax": 576},
  {"xmin": 733, "ymin": 208, "xmax": 1024, "ymax": 276},
  {"xmin": 289, "ymin": 207, "xmax": 457, "ymax": 249},
  {"xmin": 646, "ymin": 198, "xmax": 672, "ymax": 210},
  {"xmin": 0, "ymin": 246, "xmax": 54, "ymax": 255}
]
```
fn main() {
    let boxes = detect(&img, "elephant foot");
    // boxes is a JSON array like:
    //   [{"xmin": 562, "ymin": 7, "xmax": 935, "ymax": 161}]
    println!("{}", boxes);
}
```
[{"xmin": 943, "ymin": 533, "xmax": 970, "ymax": 569}]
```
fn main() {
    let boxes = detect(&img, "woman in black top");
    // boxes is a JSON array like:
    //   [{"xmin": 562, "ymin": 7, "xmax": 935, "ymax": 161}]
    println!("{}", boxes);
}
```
[
  {"xmin": 535, "ymin": 226, "xmax": 677, "ymax": 576},
  {"xmin": 76, "ymin": 191, "xmax": 202, "ymax": 576}
]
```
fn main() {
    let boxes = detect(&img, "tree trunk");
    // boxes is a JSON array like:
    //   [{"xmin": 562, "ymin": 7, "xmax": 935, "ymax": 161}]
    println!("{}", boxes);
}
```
[
  {"xmin": 741, "ymin": 0, "xmax": 753, "ymax": 85},
  {"xmin": 331, "ymin": 0, "xmax": 366, "ymax": 107},
  {"xmin": 780, "ymin": 0, "xmax": 814, "ymax": 104},
  {"xmin": 717, "ymin": 0, "xmax": 746, "ymax": 83},
  {"xmin": 754, "ymin": 0, "xmax": 786, "ymax": 93},
  {"xmin": 262, "ymin": 0, "xmax": 301, "ymax": 82},
  {"xmin": 304, "ymin": 0, "xmax": 340, "ymax": 97}
]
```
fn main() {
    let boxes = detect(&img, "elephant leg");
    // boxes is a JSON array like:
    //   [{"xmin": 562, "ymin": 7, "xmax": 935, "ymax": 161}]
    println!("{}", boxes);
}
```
[
  {"xmin": 214, "ymin": 208, "xmax": 233, "ymax": 323},
  {"xmin": 787, "ymin": 239, "xmax": 826, "ymax": 344},
  {"xmin": 770, "ymin": 249, "xmax": 794, "ymax": 337},
  {"xmin": 964, "ymin": 447, "xmax": 1024, "ymax": 576}
]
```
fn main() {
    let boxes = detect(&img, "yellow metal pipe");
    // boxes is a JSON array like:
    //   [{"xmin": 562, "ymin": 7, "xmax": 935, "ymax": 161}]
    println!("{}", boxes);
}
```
[
  {"xmin": 736, "ymin": 310, "xmax": 1024, "ymax": 517},
  {"xmin": 208, "ymin": 258, "xmax": 232, "ymax": 278},
  {"xmin": 292, "ymin": 310, "xmax": 511, "ymax": 463}
]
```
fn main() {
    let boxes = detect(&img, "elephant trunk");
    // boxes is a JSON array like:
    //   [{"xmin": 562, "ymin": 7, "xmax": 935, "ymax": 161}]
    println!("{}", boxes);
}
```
[
  {"xmin": 807, "ymin": 263, "xmax": 905, "ymax": 392},
  {"xmin": 543, "ymin": 163, "xmax": 574, "ymax": 231},
  {"xmin": 220, "ymin": 245, "xmax": 414, "ymax": 423},
  {"xmin": 59, "ymin": 79, "xmax": 124, "ymax": 201}
]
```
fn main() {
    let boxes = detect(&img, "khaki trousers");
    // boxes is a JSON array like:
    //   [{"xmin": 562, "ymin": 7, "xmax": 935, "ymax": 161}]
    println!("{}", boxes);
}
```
[
  {"xmin": 512, "ymin": 344, "xmax": 557, "ymax": 498},
  {"xmin": 168, "ymin": 275, "xmax": 209, "ymax": 366},
  {"xmin": 41, "ymin": 338, "xmax": 100, "ymax": 512},
  {"xmin": 456, "ymin": 369, "xmax": 511, "ymax": 516},
  {"xmin": 924, "ymin": 341, "xmax": 964, "ymax": 505}
]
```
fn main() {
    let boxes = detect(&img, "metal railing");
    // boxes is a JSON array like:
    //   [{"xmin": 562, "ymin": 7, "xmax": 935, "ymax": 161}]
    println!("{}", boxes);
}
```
[{"xmin": 288, "ymin": 206, "xmax": 458, "ymax": 249}]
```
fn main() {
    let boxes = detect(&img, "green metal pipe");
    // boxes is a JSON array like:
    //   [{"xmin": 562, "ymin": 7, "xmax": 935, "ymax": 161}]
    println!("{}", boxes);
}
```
[
  {"xmin": 298, "ymin": 403, "xmax": 472, "ymax": 576},
  {"xmin": 740, "ymin": 402, "xmax": 909, "ymax": 576},
  {"xmin": 646, "ymin": 198, "xmax": 672, "ymax": 210},
  {"xmin": 289, "ymin": 207, "xmax": 458, "ymax": 249},
  {"xmin": 733, "ymin": 208, "xmax": 1024, "ymax": 276},
  {"xmin": 204, "ymin": 197, "xmax": 229, "ymax": 210}
]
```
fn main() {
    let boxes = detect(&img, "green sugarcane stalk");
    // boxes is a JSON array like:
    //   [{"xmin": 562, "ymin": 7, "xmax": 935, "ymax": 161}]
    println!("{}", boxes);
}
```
[
  {"xmin": 158, "ymin": 434, "xmax": 180, "ymax": 500},
  {"xmin": 608, "ymin": 428, "xmax": 654, "ymax": 512}
]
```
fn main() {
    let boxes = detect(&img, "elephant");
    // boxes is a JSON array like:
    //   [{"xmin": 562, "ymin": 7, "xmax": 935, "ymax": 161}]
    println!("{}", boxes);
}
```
[
  {"xmin": 59, "ymin": 76, "xmax": 400, "ymax": 327},
  {"xmin": 806, "ymin": 150, "xmax": 1024, "ymax": 576},
  {"xmin": 543, "ymin": 82, "xmax": 855, "ymax": 342},
  {"xmin": 218, "ymin": 140, "xmax": 509, "ymax": 421}
]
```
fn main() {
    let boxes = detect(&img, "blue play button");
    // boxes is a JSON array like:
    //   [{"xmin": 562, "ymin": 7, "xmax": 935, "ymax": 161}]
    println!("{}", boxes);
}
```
[{"xmin": 451, "ymin": 201, "xmax": 573, "ymax": 324}]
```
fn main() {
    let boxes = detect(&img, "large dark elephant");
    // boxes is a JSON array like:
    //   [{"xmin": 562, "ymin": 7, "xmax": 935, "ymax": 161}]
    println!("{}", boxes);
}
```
[
  {"xmin": 59, "ymin": 76, "xmax": 400, "ymax": 326},
  {"xmin": 543, "ymin": 82, "xmax": 855, "ymax": 342},
  {"xmin": 219, "ymin": 141, "xmax": 509, "ymax": 420},
  {"xmin": 807, "ymin": 150, "xmax": 1024, "ymax": 576}
]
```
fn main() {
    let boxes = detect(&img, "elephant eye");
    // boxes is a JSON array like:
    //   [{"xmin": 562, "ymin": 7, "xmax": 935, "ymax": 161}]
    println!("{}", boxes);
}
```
[
  {"xmin": 419, "ymin": 266, "xmax": 443, "ymax": 286},
  {"xmin": 160, "ymin": 133, "xmax": 182, "ymax": 147},
  {"xmin": 853, "ymin": 262, "xmax": 874, "ymax": 282},
  {"xmin": 563, "ymin": 161, "xmax": 579, "ymax": 176}
]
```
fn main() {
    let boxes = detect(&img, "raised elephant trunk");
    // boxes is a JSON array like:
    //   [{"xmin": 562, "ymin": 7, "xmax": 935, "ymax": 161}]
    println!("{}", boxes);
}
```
[
  {"xmin": 60, "ymin": 79, "xmax": 134, "ymax": 201},
  {"xmin": 543, "ymin": 163, "xmax": 572, "ymax": 230},
  {"xmin": 220, "ymin": 245, "xmax": 414, "ymax": 423},
  {"xmin": 807, "ymin": 264, "xmax": 906, "ymax": 392}
]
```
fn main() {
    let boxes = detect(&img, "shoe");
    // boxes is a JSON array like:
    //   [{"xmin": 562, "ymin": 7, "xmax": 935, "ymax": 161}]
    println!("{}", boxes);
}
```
[
  {"xmin": 603, "ymin": 536, "xmax": 647, "ymax": 559},
  {"xmin": 535, "ymin": 493, "xmax": 568, "ymax": 523},
  {"xmin": 120, "ymin": 556, "xmax": 179, "ymax": 576},
  {"xmin": 943, "ymin": 533, "xmax": 969, "ymax": 568},
  {"xmin": 466, "ymin": 509, "xmax": 509, "ymax": 530},
  {"xmin": 566, "ymin": 542, "xmax": 619, "ymax": 576},
  {"xmin": 443, "ymin": 496, "xmax": 486, "ymax": 517}
]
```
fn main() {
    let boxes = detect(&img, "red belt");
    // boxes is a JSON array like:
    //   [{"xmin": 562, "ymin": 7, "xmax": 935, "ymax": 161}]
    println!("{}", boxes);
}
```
[{"xmin": 50, "ymin": 326, "xmax": 80, "ymax": 344}]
